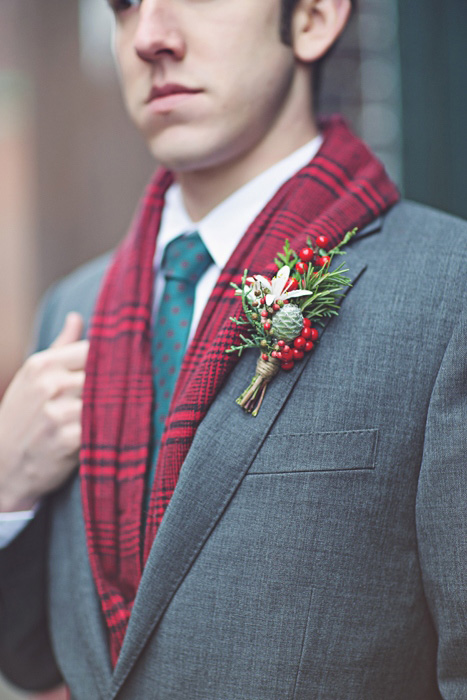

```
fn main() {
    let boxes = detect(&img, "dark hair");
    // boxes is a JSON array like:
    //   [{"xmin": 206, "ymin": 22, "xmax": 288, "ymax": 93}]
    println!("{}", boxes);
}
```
[
  {"xmin": 280, "ymin": 0, "xmax": 356, "ymax": 101},
  {"xmin": 280, "ymin": 0, "xmax": 300, "ymax": 44}
]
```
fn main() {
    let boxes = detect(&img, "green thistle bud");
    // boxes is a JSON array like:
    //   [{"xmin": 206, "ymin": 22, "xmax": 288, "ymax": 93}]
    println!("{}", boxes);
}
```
[{"xmin": 271, "ymin": 304, "xmax": 304, "ymax": 341}]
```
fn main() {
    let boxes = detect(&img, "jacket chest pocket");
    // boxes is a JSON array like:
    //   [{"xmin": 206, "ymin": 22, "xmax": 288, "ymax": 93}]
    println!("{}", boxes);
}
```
[{"xmin": 248, "ymin": 428, "xmax": 378, "ymax": 475}]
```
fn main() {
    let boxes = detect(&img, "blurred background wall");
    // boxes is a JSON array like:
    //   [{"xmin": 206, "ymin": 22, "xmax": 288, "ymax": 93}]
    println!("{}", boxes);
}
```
[{"xmin": 0, "ymin": 0, "xmax": 465, "ymax": 697}]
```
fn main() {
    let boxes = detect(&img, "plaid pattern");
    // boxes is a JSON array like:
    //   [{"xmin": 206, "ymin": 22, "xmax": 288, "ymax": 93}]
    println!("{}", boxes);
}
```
[{"xmin": 80, "ymin": 116, "xmax": 400, "ymax": 665}]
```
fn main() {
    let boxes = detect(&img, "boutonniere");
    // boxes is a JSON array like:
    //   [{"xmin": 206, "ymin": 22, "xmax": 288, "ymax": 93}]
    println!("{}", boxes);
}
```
[{"xmin": 226, "ymin": 229, "xmax": 357, "ymax": 415}]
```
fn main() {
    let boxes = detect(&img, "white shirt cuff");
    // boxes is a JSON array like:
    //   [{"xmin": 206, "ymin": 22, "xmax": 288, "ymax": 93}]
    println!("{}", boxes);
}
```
[{"xmin": 0, "ymin": 506, "xmax": 39, "ymax": 548}]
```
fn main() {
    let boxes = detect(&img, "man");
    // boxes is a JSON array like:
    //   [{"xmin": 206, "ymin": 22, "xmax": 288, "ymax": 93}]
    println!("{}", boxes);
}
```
[{"xmin": 0, "ymin": 0, "xmax": 466, "ymax": 698}]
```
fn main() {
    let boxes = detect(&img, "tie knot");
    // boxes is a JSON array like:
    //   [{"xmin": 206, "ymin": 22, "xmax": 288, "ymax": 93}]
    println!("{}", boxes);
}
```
[{"xmin": 162, "ymin": 231, "xmax": 213, "ymax": 284}]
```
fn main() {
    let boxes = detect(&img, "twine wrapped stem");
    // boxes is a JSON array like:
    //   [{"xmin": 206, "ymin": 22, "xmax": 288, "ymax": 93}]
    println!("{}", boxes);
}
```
[{"xmin": 236, "ymin": 355, "xmax": 281, "ymax": 416}]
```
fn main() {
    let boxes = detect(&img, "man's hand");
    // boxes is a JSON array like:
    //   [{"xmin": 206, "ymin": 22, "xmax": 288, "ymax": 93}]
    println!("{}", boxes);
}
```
[{"xmin": 0, "ymin": 312, "xmax": 89, "ymax": 512}]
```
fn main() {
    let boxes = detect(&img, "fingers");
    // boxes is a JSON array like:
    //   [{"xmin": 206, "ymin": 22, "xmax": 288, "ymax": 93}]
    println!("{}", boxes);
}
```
[
  {"xmin": 50, "ymin": 370, "xmax": 86, "ymax": 399},
  {"xmin": 44, "ymin": 396, "xmax": 83, "ymax": 426},
  {"xmin": 32, "ymin": 339, "xmax": 90, "ymax": 373},
  {"xmin": 52, "ymin": 340, "xmax": 90, "ymax": 372},
  {"xmin": 64, "ymin": 370, "xmax": 86, "ymax": 397},
  {"xmin": 50, "ymin": 312, "xmax": 84, "ymax": 348},
  {"xmin": 0, "ymin": 312, "xmax": 89, "ymax": 511}
]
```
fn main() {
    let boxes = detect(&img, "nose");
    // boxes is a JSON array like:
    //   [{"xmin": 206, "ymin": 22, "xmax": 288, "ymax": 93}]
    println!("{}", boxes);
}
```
[{"xmin": 133, "ymin": 0, "xmax": 186, "ymax": 62}]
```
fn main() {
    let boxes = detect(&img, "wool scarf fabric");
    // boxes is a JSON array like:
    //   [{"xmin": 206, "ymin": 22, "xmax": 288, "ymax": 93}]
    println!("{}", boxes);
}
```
[{"xmin": 81, "ymin": 116, "xmax": 400, "ymax": 665}]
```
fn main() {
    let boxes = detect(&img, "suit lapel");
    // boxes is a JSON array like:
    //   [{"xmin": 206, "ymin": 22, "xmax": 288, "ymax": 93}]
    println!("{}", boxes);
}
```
[{"xmin": 110, "ymin": 231, "xmax": 373, "ymax": 695}]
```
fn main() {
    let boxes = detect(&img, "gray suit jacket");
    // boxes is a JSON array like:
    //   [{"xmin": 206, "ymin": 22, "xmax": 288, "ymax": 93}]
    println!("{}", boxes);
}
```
[{"xmin": 0, "ymin": 201, "xmax": 466, "ymax": 699}]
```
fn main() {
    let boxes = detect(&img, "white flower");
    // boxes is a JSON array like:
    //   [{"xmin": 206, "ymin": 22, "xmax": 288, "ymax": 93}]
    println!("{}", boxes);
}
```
[
  {"xmin": 254, "ymin": 266, "xmax": 312, "ymax": 306},
  {"xmin": 245, "ymin": 278, "xmax": 263, "ymax": 302},
  {"xmin": 236, "ymin": 277, "xmax": 263, "ymax": 302}
]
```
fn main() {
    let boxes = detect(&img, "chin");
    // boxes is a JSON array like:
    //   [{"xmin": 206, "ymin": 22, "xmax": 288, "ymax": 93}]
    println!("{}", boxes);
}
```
[
  {"xmin": 144, "ymin": 125, "xmax": 260, "ymax": 177},
  {"xmin": 146, "ymin": 137, "xmax": 229, "ymax": 174}
]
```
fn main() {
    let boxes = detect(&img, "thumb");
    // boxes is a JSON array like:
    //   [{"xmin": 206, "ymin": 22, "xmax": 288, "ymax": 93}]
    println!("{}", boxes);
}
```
[{"xmin": 50, "ymin": 312, "xmax": 85, "ymax": 348}]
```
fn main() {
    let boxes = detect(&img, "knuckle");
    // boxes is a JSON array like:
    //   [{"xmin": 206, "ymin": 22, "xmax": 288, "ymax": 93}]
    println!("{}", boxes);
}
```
[
  {"xmin": 24, "ymin": 352, "xmax": 59, "ymax": 398},
  {"xmin": 43, "ymin": 399, "xmax": 59, "ymax": 426},
  {"xmin": 36, "ymin": 374, "xmax": 58, "ymax": 401},
  {"xmin": 67, "ymin": 373, "xmax": 84, "ymax": 395},
  {"xmin": 24, "ymin": 352, "xmax": 46, "ymax": 377},
  {"xmin": 75, "ymin": 370, "xmax": 86, "ymax": 386},
  {"xmin": 60, "ymin": 422, "xmax": 81, "ymax": 452}
]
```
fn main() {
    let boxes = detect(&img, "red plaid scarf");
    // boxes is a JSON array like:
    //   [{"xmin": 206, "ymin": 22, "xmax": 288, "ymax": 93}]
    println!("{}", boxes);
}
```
[{"xmin": 81, "ymin": 116, "xmax": 400, "ymax": 665}]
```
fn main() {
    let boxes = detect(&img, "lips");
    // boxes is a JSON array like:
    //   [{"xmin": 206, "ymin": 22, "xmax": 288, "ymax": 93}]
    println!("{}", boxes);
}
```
[{"xmin": 146, "ymin": 83, "xmax": 202, "ymax": 103}]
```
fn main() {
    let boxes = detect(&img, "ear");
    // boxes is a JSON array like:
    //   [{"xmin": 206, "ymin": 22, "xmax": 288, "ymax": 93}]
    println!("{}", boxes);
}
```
[{"xmin": 291, "ymin": 0, "xmax": 352, "ymax": 63}]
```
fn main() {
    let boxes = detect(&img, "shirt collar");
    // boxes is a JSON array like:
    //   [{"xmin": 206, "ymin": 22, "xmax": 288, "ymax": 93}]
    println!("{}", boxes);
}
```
[{"xmin": 157, "ymin": 134, "xmax": 323, "ymax": 270}]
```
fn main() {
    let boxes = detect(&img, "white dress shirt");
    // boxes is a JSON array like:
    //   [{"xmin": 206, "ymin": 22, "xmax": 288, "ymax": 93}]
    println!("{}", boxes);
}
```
[{"xmin": 0, "ymin": 134, "xmax": 323, "ymax": 548}]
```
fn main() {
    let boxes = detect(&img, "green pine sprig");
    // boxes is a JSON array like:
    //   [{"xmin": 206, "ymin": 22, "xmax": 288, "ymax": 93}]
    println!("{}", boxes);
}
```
[
  {"xmin": 226, "ymin": 271, "xmax": 276, "ymax": 356},
  {"xmin": 227, "ymin": 228, "xmax": 358, "ymax": 355},
  {"xmin": 274, "ymin": 239, "xmax": 299, "ymax": 269}
]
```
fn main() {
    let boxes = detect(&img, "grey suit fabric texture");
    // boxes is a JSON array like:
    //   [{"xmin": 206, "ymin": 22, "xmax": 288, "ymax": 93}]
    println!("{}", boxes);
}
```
[{"xmin": 0, "ymin": 201, "xmax": 466, "ymax": 699}]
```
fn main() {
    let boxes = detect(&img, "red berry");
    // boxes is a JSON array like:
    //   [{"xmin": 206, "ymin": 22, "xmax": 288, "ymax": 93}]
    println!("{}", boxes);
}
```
[
  {"xmin": 316, "ymin": 235, "xmax": 329, "ymax": 249},
  {"xmin": 276, "ymin": 352, "xmax": 282, "ymax": 360},
  {"xmin": 305, "ymin": 341, "xmax": 314, "ymax": 352},
  {"xmin": 273, "ymin": 303, "xmax": 280, "ymax": 312},
  {"xmin": 301, "ymin": 327, "xmax": 312, "ymax": 339},
  {"xmin": 293, "ymin": 336, "xmax": 306, "ymax": 350},
  {"xmin": 278, "ymin": 340, "xmax": 285, "ymax": 348},
  {"xmin": 293, "ymin": 349, "xmax": 304, "ymax": 360},
  {"xmin": 283, "ymin": 345, "xmax": 291, "ymax": 353},
  {"xmin": 263, "ymin": 322, "xmax": 271, "ymax": 330},
  {"xmin": 285, "ymin": 277, "xmax": 298, "ymax": 292},
  {"xmin": 299, "ymin": 247, "xmax": 314, "ymax": 262},
  {"xmin": 260, "ymin": 310, "xmax": 269, "ymax": 318},
  {"xmin": 271, "ymin": 351, "xmax": 277, "ymax": 358},
  {"xmin": 310, "ymin": 328, "xmax": 319, "ymax": 341},
  {"xmin": 296, "ymin": 262, "xmax": 308, "ymax": 275},
  {"xmin": 283, "ymin": 299, "xmax": 290, "ymax": 304},
  {"xmin": 281, "ymin": 350, "xmax": 293, "ymax": 361},
  {"xmin": 303, "ymin": 318, "xmax": 311, "ymax": 328},
  {"xmin": 281, "ymin": 361, "xmax": 295, "ymax": 371},
  {"xmin": 261, "ymin": 353, "xmax": 269, "ymax": 361},
  {"xmin": 317, "ymin": 255, "xmax": 330, "ymax": 267}
]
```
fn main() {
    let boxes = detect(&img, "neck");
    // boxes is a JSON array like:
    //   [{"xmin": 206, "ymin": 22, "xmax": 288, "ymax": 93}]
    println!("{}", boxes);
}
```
[{"xmin": 177, "ymin": 116, "xmax": 319, "ymax": 222}]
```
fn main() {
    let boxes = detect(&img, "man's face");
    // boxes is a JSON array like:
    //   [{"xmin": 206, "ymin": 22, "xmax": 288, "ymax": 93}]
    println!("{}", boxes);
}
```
[{"xmin": 111, "ymin": 0, "xmax": 308, "ymax": 174}]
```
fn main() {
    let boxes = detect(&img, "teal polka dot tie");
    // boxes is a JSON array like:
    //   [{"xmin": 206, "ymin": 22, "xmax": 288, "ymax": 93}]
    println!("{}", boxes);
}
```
[{"xmin": 148, "ymin": 231, "xmax": 213, "ymax": 491}]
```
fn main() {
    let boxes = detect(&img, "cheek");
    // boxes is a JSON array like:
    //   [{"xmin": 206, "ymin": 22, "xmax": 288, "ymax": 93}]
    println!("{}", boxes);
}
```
[
  {"xmin": 213, "ymin": 47, "xmax": 295, "ymax": 125},
  {"xmin": 199, "ymin": 3, "xmax": 284, "ymax": 85},
  {"xmin": 113, "ymin": 33, "xmax": 139, "ymax": 102}
]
